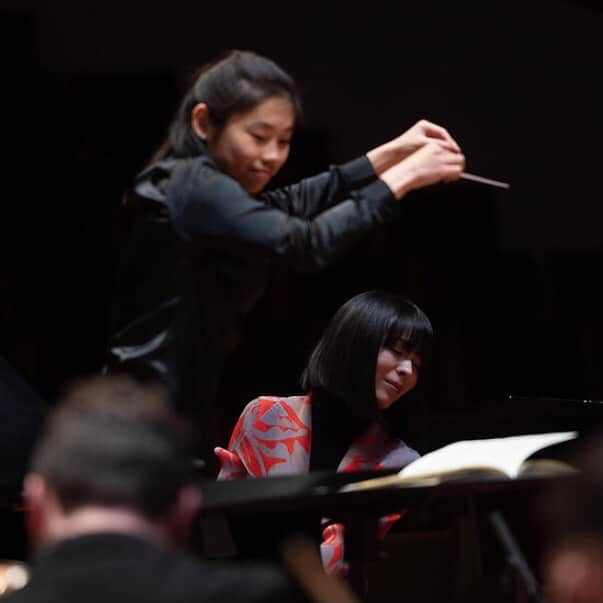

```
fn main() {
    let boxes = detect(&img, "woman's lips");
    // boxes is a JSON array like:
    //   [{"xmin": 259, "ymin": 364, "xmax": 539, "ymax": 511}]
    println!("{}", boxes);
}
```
[
  {"xmin": 384, "ymin": 379, "xmax": 402, "ymax": 393},
  {"xmin": 251, "ymin": 168, "xmax": 272, "ymax": 178}
]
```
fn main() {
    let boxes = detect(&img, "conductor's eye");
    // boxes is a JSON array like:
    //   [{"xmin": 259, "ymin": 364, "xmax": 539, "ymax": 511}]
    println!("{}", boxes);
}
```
[{"xmin": 251, "ymin": 133, "xmax": 268, "ymax": 143}]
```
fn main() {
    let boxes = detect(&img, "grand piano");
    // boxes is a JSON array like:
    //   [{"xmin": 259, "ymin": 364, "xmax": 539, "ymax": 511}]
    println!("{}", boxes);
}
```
[{"xmin": 199, "ymin": 394, "xmax": 602, "ymax": 602}]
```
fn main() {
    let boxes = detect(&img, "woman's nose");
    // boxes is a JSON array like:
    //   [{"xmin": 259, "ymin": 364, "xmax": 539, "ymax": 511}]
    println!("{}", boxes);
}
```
[
  {"xmin": 262, "ymin": 141, "xmax": 281, "ymax": 163},
  {"xmin": 396, "ymin": 358, "xmax": 413, "ymax": 375}
]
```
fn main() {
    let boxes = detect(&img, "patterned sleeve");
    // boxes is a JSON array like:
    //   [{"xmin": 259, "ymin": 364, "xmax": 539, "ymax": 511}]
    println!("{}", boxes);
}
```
[
  {"xmin": 215, "ymin": 396, "xmax": 311, "ymax": 479},
  {"xmin": 321, "ymin": 522, "xmax": 348, "ymax": 576}
]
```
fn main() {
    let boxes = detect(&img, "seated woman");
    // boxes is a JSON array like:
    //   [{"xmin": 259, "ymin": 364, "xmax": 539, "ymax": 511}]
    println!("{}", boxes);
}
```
[{"xmin": 215, "ymin": 290, "xmax": 432, "ymax": 573}]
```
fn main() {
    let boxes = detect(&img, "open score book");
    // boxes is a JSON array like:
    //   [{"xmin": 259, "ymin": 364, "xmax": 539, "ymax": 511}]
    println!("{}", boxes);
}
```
[{"xmin": 341, "ymin": 431, "xmax": 578, "ymax": 492}]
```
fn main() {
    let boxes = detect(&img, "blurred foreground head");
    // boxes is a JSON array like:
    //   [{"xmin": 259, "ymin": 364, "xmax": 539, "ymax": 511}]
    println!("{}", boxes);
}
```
[
  {"xmin": 540, "ymin": 434, "xmax": 603, "ymax": 603},
  {"xmin": 24, "ymin": 375, "xmax": 200, "ymax": 549}
]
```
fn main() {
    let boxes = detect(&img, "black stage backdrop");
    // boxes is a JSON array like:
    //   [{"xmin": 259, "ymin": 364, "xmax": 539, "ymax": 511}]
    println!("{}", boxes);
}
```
[{"xmin": 1, "ymin": 0, "xmax": 602, "ymax": 455}]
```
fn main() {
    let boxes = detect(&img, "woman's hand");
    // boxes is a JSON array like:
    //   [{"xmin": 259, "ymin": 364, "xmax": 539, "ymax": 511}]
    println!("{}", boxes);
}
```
[
  {"xmin": 367, "ymin": 119, "xmax": 461, "ymax": 175},
  {"xmin": 393, "ymin": 119, "xmax": 460, "ymax": 158},
  {"xmin": 379, "ymin": 140, "xmax": 465, "ymax": 199}
]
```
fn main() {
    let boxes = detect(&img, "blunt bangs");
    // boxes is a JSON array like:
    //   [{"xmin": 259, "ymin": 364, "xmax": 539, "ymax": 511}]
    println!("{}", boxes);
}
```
[
  {"xmin": 301, "ymin": 291, "xmax": 433, "ymax": 420},
  {"xmin": 385, "ymin": 305, "xmax": 433, "ymax": 361}
]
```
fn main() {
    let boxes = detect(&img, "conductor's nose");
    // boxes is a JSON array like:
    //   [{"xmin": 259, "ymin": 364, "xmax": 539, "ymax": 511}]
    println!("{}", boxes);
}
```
[{"xmin": 262, "ymin": 141, "xmax": 281, "ymax": 164}]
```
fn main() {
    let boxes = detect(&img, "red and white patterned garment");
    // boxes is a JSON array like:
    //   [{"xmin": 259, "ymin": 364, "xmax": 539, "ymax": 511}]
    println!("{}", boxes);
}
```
[{"xmin": 215, "ymin": 395, "xmax": 420, "ymax": 574}]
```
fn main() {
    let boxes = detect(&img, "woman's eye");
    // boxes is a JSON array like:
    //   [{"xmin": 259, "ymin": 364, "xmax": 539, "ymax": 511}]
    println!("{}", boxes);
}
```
[
  {"xmin": 251, "ymin": 134, "xmax": 267, "ymax": 143},
  {"xmin": 278, "ymin": 139, "xmax": 291, "ymax": 147}
]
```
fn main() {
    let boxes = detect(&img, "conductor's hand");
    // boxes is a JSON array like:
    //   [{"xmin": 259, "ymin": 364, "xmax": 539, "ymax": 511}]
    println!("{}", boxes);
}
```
[
  {"xmin": 380, "ymin": 141, "xmax": 465, "ymax": 199},
  {"xmin": 394, "ymin": 119, "xmax": 460, "ymax": 159},
  {"xmin": 367, "ymin": 119, "xmax": 461, "ymax": 176}
]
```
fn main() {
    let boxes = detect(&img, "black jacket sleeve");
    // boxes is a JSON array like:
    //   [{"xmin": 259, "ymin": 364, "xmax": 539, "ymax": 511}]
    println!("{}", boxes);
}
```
[
  {"xmin": 167, "ymin": 156, "xmax": 397, "ymax": 272},
  {"xmin": 259, "ymin": 155, "xmax": 379, "ymax": 217}
]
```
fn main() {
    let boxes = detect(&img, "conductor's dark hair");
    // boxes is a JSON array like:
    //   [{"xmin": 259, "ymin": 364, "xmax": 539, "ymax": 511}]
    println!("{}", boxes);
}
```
[
  {"xmin": 30, "ymin": 375, "xmax": 196, "ymax": 519},
  {"xmin": 153, "ymin": 49, "xmax": 302, "ymax": 161},
  {"xmin": 301, "ymin": 291, "xmax": 433, "ymax": 420}
]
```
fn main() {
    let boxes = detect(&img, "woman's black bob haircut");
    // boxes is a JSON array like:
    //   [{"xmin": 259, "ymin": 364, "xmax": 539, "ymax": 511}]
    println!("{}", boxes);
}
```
[
  {"xmin": 153, "ymin": 49, "xmax": 302, "ymax": 161},
  {"xmin": 301, "ymin": 290, "xmax": 433, "ymax": 421}
]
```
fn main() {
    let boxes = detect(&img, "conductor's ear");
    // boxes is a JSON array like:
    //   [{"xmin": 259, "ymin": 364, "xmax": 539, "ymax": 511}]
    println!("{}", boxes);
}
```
[{"xmin": 191, "ymin": 103, "xmax": 210, "ymax": 141}]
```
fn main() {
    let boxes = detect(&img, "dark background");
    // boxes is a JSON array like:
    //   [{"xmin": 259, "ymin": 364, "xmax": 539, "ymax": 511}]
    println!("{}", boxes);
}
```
[
  {"xmin": 0, "ymin": 1, "xmax": 601, "ymax": 596},
  {"xmin": 1, "ymin": 0, "xmax": 602, "ymax": 464}
]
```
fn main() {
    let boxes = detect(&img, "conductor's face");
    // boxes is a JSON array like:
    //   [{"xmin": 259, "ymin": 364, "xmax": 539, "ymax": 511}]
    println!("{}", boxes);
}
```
[
  {"xmin": 207, "ymin": 96, "xmax": 295, "ymax": 194},
  {"xmin": 375, "ymin": 341, "xmax": 420, "ymax": 410}
]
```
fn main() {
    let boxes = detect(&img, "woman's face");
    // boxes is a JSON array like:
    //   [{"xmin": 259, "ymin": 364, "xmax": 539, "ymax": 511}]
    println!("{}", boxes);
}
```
[
  {"xmin": 206, "ymin": 96, "xmax": 295, "ymax": 194},
  {"xmin": 374, "ymin": 340, "xmax": 421, "ymax": 411}
]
